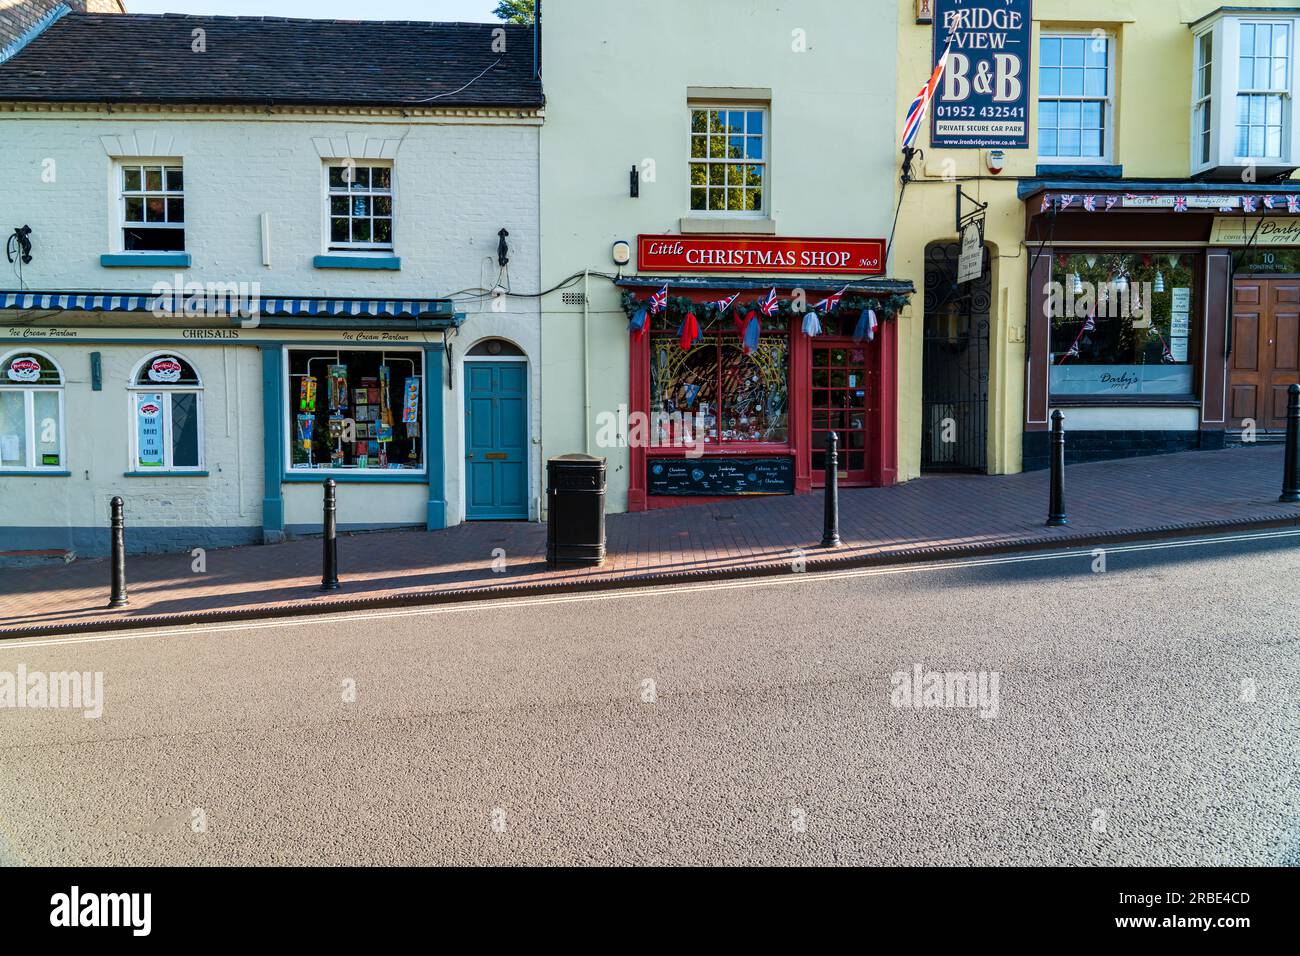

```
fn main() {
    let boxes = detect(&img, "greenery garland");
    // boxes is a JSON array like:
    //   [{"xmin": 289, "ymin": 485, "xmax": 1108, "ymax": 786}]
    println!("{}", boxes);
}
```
[{"xmin": 620, "ymin": 290, "xmax": 909, "ymax": 324}]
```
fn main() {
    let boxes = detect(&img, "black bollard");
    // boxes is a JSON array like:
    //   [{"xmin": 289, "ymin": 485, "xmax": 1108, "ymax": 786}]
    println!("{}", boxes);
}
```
[
  {"xmin": 107, "ymin": 496, "xmax": 128, "ymax": 608},
  {"xmin": 1046, "ymin": 409, "xmax": 1068, "ymax": 527},
  {"xmin": 321, "ymin": 478, "xmax": 340, "ymax": 591},
  {"xmin": 821, "ymin": 431, "xmax": 841, "ymax": 548},
  {"xmin": 1282, "ymin": 384, "xmax": 1300, "ymax": 503}
]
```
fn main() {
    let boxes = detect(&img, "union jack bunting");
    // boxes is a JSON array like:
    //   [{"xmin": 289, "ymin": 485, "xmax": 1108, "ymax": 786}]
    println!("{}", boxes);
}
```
[
  {"xmin": 1290, "ymin": 195, "xmax": 1300, "ymax": 213},
  {"xmin": 1040, "ymin": 195, "xmax": 1053, "ymax": 213},
  {"xmin": 902, "ymin": 39, "xmax": 952, "ymax": 149},
  {"xmin": 1161, "ymin": 342, "xmax": 1175, "ymax": 363},
  {"xmin": 1242, "ymin": 196, "xmax": 1258, "ymax": 213},
  {"xmin": 1082, "ymin": 316, "xmax": 1096, "ymax": 333},
  {"xmin": 1083, "ymin": 196, "xmax": 1096, "ymax": 212},
  {"xmin": 1173, "ymin": 196, "xmax": 1188, "ymax": 212},
  {"xmin": 811, "ymin": 286, "xmax": 848, "ymax": 313},
  {"xmin": 1104, "ymin": 196, "xmax": 1119, "ymax": 211},
  {"xmin": 757, "ymin": 287, "xmax": 780, "ymax": 317},
  {"xmin": 1059, "ymin": 195, "xmax": 1075, "ymax": 208},
  {"xmin": 1264, "ymin": 196, "xmax": 1277, "ymax": 210},
  {"xmin": 648, "ymin": 284, "xmax": 669, "ymax": 314}
]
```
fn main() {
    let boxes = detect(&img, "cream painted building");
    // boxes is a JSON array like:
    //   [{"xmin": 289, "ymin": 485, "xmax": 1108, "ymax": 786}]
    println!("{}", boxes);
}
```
[
  {"xmin": 539, "ymin": 0, "xmax": 910, "ymax": 514},
  {"xmin": 893, "ymin": 0, "xmax": 1300, "ymax": 478}
]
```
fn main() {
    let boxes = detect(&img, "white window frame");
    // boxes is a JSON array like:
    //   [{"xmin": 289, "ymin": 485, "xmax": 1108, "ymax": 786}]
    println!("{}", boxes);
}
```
[
  {"xmin": 688, "ymin": 104, "xmax": 769, "ymax": 218},
  {"xmin": 1194, "ymin": 30, "xmax": 1215, "ymax": 168},
  {"xmin": 115, "ymin": 159, "xmax": 186, "ymax": 253},
  {"xmin": 0, "ymin": 349, "xmax": 65, "ymax": 472},
  {"xmin": 1037, "ymin": 30, "xmax": 1115, "ymax": 166},
  {"xmin": 127, "ymin": 352, "xmax": 205, "ymax": 473},
  {"xmin": 1234, "ymin": 20, "xmax": 1292, "ymax": 161},
  {"xmin": 322, "ymin": 160, "xmax": 396, "ymax": 254},
  {"xmin": 283, "ymin": 346, "xmax": 427, "ymax": 476}
]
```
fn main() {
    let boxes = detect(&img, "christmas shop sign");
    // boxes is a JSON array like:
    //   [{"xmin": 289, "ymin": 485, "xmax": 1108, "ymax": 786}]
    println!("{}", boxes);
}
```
[{"xmin": 637, "ymin": 236, "xmax": 885, "ymax": 275}]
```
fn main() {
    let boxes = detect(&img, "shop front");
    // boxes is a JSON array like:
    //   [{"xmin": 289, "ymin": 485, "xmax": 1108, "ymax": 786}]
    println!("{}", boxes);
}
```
[
  {"xmin": 615, "ymin": 237, "xmax": 912, "ymax": 510},
  {"xmin": 0, "ymin": 292, "xmax": 461, "ymax": 557}
]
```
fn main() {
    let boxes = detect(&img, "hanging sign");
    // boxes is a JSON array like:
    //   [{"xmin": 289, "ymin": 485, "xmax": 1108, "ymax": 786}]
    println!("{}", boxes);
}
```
[
  {"xmin": 931, "ymin": 0, "xmax": 1033, "ymax": 149},
  {"xmin": 957, "ymin": 221, "xmax": 984, "ymax": 284},
  {"xmin": 136, "ymin": 393, "xmax": 165, "ymax": 467},
  {"xmin": 916, "ymin": 0, "xmax": 935, "ymax": 24},
  {"xmin": 637, "ymin": 236, "xmax": 885, "ymax": 275}
]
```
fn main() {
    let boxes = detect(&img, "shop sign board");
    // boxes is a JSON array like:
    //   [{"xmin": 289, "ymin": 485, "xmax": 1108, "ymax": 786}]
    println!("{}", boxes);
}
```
[
  {"xmin": 136, "ymin": 393, "xmax": 165, "ymax": 467},
  {"xmin": 637, "ymin": 236, "xmax": 885, "ymax": 275},
  {"xmin": 957, "ymin": 222, "xmax": 984, "ymax": 284},
  {"xmin": 1210, "ymin": 216, "xmax": 1300, "ymax": 245},
  {"xmin": 931, "ymin": 0, "xmax": 1033, "ymax": 149},
  {"xmin": 647, "ymin": 457, "xmax": 794, "ymax": 496}
]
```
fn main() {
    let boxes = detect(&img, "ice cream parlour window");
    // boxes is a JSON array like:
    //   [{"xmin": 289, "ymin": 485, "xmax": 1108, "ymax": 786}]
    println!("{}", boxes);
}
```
[
  {"xmin": 648, "ymin": 311, "xmax": 789, "ymax": 445},
  {"xmin": 1048, "ymin": 252, "xmax": 1199, "ymax": 398},
  {"xmin": 286, "ymin": 348, "xmax": 424, "ymax": 472}
]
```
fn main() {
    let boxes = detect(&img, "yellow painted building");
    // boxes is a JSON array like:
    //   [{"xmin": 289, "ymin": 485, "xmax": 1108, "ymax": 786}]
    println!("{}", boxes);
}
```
[{"xmin": 894, "ymin": 0, "xmax": 1300, "ymax": 479}]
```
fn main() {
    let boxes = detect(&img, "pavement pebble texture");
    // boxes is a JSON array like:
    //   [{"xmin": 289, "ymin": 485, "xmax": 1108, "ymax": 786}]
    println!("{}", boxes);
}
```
[
  {"xmin": 0, "ymin": 531, "xmax": 1295, "ymax": 865},
  {"xmin": 1, "ymin": 444, "xmax": 1297, "ymax": 636}
]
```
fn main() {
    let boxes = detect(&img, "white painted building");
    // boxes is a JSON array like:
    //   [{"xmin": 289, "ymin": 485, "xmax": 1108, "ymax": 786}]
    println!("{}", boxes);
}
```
[{"xmin": 0, "ymin": 13, "xmax": 544, "ymax": 558}]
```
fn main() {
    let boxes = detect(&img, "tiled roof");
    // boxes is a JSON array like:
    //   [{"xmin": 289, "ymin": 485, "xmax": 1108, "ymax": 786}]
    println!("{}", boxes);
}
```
[{"xmin": 0, "ymin": 13, "xmax": 543, "ymax": 109}]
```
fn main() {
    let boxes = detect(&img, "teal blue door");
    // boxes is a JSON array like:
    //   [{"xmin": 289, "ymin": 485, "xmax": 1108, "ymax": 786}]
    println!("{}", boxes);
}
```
[{"xmin": 466, "ymin": 361, "xmax": 529, "ymax": 520}]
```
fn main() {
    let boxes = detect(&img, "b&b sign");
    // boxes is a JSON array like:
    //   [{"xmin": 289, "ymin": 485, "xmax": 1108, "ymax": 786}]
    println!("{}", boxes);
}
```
[{"xmin": 932, "ymin": 0, "xmax": 1033, "ymax": 149}]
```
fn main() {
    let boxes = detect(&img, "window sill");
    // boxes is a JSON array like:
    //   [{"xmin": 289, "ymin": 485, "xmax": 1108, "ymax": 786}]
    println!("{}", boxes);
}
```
[
  {"xmin": 1034, "ymin": 164, "xmax": 1123, "ymax": 179},
  {"xmin": 101, "ymin": 253, "xmax": 191, "ymax": 268},
  {"xmin": 283, "ymin": 471, "xmax": 427, "ymax": 483},
  {"xmin": 679, "ymin": 217, "xmax": 777, "ymax": 236},
  {"xmin": 124, "ymin": 470, "xmax": 209, "ymax": 477},
  {"xmin": 313, "ymin": 254, "xmax": 401, "ymax": 271},
  {"xmin": 0, "ymin": 469, "xmax": 70, "ymax": 476}
]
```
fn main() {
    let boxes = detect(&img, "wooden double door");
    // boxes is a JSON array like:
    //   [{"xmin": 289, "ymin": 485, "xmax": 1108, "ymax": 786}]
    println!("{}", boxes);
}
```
[{"xmin": 1230, "ymin": 278, "xmax": 1300, "ymax": 432}]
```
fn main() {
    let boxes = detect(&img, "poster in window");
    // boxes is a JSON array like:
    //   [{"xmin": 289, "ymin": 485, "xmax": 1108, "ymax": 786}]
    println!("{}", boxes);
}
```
[
  {"xmin": 136, "ymin": 392, "xmax": 165, "ymax": 467},
  {"xmin": 931, "ymin": 0, "xmax": 1033, "ymax": 149}
]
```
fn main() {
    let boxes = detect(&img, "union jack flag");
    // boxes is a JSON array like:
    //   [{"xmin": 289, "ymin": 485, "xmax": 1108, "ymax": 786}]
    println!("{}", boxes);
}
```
[
  {"xmin": 648, "ymin": 284, "xmax": 669, "ymax": 314},
  {"xmin": 1105, "ymin": 196, "xmax": 1119, "ymax": 211},
  {"xmin": 1290, "ymin": 195, "xmax": 1300, "ymax": 213},
  {"xmin": 1083, "ymin": 196, "xmax": 1096, "ymax": 212},
  {"xmin": 1264, "ymin": 196, "xmax": 1277, "ymax": 210},
  {"xmin": 812, "ymin": 286, "xmax": 849, "ymax": 313},
  {"xmin": 1082, "ymin": 316, "xmax": 1096, "ymax": 333},
  {"xmin": 901, "ymin": 39, "xmax": 952, "ymax": 149},
  {"xmin": 1242, "ymin": 196, "xmax": 1258, "ymax": 213},
  {"xmin": 758, "ymin": 287, "xmax": 780, "ymax": 317},
  {"xmin": 1040, "ymin": 195, "xmax": 1053, "ymax": 213},
  {"xmin": 1173, "ymin": 196, "xmax": 1188, "ymax": 212},
  {"xmin": 712, "ymin": 292, "xmax": 739, "ymax": 314},
  {"xmin": 1059, "ymin": 195, "xmax": 1075, "ymax": 209}
]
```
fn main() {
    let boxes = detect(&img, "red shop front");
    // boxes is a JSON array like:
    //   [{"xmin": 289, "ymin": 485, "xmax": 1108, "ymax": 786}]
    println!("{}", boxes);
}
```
[{"xmin": 618, "ymin": 247, "xmax": 912, "ymax": 511}]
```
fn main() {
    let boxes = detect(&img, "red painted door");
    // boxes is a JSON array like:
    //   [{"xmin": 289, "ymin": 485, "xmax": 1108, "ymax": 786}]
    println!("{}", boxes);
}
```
[{"xmin": 810, "ymin": 341, "xmax": 876, "ymax": 486}]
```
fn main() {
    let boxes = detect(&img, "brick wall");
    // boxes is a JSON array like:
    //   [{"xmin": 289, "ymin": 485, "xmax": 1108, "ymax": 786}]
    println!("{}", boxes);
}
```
[{"xmin": 0, "ymin": 1, "xmax": 126, "ymax": 51}]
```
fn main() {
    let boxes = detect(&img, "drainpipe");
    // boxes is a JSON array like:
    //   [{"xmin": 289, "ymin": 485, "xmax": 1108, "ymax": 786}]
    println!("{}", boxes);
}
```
[{"xmin": 583, "ymin": 268, "xmax": 591, "ymax": 455}]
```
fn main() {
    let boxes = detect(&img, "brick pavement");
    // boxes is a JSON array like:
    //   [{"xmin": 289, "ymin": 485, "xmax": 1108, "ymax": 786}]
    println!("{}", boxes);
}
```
[{"xmin": 1, "ymin": 445, "xmax": 1296, "ymax": 637}]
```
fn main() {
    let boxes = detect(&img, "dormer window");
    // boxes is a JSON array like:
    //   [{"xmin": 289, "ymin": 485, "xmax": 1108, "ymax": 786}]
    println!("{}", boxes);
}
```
[{"xmin": 1191, "ymin": 10, "xmax": 1300, "ymax": 178}]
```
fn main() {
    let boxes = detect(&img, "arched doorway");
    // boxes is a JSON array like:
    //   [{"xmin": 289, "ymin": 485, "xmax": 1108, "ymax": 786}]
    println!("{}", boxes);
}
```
[
  {"xmin": 463, "ymin": 338, "xmax": 529, "ymax": 520},
  {"xmin": 922, "ymin": 241, "xmax": 991, "ymax": 473}
]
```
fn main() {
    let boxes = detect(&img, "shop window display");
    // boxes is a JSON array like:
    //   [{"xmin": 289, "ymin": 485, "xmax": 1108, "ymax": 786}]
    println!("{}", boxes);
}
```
[
  {"xmin": 287, "ymin": 349, "xmax": 424, "ymax": 471},
  {"xmin": 1049, "ymin": 252, "xmax": 1198, "ymax": 397}
]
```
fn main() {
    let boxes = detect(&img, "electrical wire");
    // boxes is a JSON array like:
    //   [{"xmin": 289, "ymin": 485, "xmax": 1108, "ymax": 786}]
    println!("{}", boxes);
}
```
[{"xmin": 411, "ymin": 57, "xmax": 506, "ymax": 104}]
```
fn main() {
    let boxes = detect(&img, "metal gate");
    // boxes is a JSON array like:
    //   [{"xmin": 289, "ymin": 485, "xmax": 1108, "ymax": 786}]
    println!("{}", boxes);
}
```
[{"xmin": 921, "ymin": 241, "xmax": 990, "ymax": 473}]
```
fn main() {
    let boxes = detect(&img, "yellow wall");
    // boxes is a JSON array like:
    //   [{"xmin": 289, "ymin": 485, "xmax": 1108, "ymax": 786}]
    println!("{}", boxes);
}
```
[{"xmin": 892, "ymin": 0, "xmax": 1300, "ymax": 480}]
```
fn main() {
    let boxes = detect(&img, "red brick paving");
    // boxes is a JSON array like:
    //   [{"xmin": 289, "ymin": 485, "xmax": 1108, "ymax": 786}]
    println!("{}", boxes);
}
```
[{"xmin": 2, "ymin": 445, "xmax": 1297, "ymax": 636}]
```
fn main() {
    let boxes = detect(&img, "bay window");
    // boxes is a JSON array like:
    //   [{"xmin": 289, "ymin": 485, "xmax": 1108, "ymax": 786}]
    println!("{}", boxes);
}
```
[
  {"xmin": 286, "ymin": 348, "xmax": 424, "ymax": 472},
  {"xmin": 0, "ymin": 351, "xmax": 64, "ymax": 471}
]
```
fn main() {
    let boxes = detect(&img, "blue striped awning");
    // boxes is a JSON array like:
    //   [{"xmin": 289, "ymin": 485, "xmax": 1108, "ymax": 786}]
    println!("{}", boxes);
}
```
[{"xmin": 0, "ymin": 292, "xmax": 453, "ymax": 318}]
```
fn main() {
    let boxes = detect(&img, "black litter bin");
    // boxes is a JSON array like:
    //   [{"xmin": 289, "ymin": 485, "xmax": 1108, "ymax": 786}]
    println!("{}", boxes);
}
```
[{"xmin": 547, "ymin": 454, "xmax": 606, "ymax": 567}]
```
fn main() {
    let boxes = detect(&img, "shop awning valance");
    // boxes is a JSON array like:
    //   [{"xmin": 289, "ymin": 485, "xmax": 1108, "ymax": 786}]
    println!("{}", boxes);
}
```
[
  {"xmin": 616, "ymin": 276, "xmax": 914, "ymax": 295},
  {"xmin": 0, "ymin": 291, "xmax": 460, "ymax": 323}
]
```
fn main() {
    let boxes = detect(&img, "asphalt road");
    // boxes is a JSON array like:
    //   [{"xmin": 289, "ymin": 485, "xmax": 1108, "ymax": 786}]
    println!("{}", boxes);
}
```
[{"xmin": 0, "ymin": 529, "xmax": 1297, "ymax": 866}]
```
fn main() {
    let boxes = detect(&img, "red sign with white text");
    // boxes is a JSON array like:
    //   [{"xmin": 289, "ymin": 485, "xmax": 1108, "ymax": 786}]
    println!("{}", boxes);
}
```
[{"xmin": 638, "ymin": 235, "xmax": 885, "ymax": 275}]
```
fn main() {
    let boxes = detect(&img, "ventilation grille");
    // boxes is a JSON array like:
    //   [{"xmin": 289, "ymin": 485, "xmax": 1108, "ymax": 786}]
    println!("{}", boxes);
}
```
[{"xmin": 561, "ymin": 292, "xmax": 587, "ymax": 306}]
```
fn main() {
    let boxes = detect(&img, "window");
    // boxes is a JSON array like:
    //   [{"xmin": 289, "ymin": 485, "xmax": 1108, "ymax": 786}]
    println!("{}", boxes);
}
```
[
  {"xmin": 0, "ymin": 351, "xmax": 64, "ymax": 471},
  {"xmin": 1038, "ymin": 33, "xmax": 1113, "ymax": 162},
  {"xmin": 1048, "ymin": 253, "xmax": 1198, "ymax": 398},
  {"xmin": 1236, "ymin": 22, "xmax": 1290, "ymax": 159},
  {"xmin": 119, "ymin": 163, "xmax": 185, "ymax": 252},
  {"xmin": 648, "ymin": 313, "xmax": 788, "ymax": 445},
  {"xmin": 326, "ymin": 163, "xmax": 394, "ymax": 251},
  {"xmin": 689, "ymin": 108, "xmax": 766, "ymax": 214},
  {"xmin": 1195, "ymin": 32, "xmax": 1214, "ymax": 165},
  {"xmin": 129, "ymin": 353, "xmax": 203, "ymax": 471},
  {"xmin": 286, "ymin": 349, "xmax": 424, "ymax": 472}
]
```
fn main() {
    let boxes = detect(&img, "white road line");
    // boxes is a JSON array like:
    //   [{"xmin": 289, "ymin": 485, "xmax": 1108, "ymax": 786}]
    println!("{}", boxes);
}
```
[{"xmin": 4, "ymin": 527, "xmax": 1300, "ymax": 651}]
